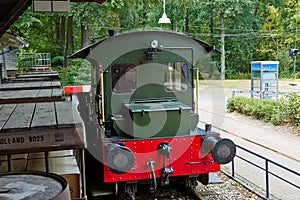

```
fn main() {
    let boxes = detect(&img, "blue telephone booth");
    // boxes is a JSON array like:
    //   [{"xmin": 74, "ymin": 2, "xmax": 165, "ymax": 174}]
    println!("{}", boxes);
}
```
[{"xmin": 251, "ymin": 61, "xmax": 279, "ymax": 100}]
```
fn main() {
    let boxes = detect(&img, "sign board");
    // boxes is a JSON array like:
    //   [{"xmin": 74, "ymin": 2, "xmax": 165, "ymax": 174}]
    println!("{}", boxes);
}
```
[{"xmin": 32, "ymin": 0, "xmax": 70, "ymax": 12}]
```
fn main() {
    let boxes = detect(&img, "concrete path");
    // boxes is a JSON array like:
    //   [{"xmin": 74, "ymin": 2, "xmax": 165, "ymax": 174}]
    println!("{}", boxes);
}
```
[{"xmin": 197, "ymin": 80, "xmax": 300, "ymax": 200}]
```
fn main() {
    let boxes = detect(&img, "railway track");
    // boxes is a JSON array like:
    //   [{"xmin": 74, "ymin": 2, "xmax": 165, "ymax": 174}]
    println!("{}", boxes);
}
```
[
  {"xmin": 189, "ymin": 189, "xmax": 206, "ymax": 200},
  {"xmin": 127, "ymin": 171, "xmax": 262, "ymax": 200},
  {"xmin": 131, "ymin": 185, "xmax": 207, "ymax": 200}
]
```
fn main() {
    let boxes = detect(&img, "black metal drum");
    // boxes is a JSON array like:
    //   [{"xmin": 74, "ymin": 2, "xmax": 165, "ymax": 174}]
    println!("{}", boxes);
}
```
[{"xmin": 0, "ymin": 171, "xmax": 71, "ymax": 200}]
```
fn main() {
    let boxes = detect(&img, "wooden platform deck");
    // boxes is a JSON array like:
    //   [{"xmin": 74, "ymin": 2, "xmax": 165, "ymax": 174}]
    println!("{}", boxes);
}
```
[
  {"xmin": 0, "ymin": 72, "xmax": 87, "ymax": 198},
  {"xmin": 0, "ymin": 72, "xmax": 85, "ymax": 155},
  {"xmin": 9, "ymin": 72, "xmax": 60, "ymax": 83},
  {"xmin": 16, "ymin": 72, "xmax": 59, "ymax": 79},
  {"xmin": 1, "ymin": 73, "xmax": 64, "ymax": 104},
  {"xmin": 0, "ymin": 81, "xmax": 61, "ymax": 91},
  {"xmin": 0, "ymin": 102, "xmax": 85, "ymax": 155},
  {"xmin": 0, "ymin": 88, "xmax": 64, "ymax": 104}
]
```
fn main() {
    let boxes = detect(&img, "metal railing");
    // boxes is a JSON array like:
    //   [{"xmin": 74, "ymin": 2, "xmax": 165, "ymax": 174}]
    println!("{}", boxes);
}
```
[
  {"xmin": 228, "ymin": 144, "xmax": 300, "ymax": 200},
  {"xmin": 231, "ymin": 90, "xmax": 289, "ymax": 100},
  {"xmin": 17, "ymin": 53, "xmax": 51, "ymax": 71}
]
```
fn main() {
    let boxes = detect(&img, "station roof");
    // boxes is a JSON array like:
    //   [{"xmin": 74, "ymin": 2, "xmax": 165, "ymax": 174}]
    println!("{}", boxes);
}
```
[
  {"xmin": 0, "ymin": 0, "xmax": 107, "ymax": 38},
  {"xmin": 0, "ymin": 32, "xmax": 28, "ymax": 49}
]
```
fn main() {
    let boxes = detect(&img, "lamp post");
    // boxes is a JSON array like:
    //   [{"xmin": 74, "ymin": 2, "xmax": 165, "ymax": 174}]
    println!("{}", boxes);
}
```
[
  {"xmin": 289, "ymin": 48, "xmax": 298, "ymax": 73},
  {"xmin": 158, "ymin": 0, "xmax": 171, "ymax": 24}
]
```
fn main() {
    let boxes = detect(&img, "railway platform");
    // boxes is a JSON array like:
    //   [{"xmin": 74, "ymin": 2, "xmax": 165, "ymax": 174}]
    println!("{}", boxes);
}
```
[{"xmin": 0, "ymin": 72, "xmax": 87, "ymax": 199}]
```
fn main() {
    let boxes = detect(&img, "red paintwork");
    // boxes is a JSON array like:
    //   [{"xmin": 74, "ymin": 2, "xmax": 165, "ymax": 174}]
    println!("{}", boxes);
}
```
[
  {"xmin": 63, "ymin": 86, "xmax": 83, "ymax": 94},
  {"xmin": 103, "ymin": 135, "xmax": 220, "ymax": 183}
]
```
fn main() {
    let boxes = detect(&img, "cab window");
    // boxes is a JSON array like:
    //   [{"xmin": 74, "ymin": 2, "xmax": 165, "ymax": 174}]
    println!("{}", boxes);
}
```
[
  {"xmin": 112, "ymin": 64, "xmax": 136, "ymax": 93},
  {"xmin": 164, "ymin": 62, "xmax": 188, "ymax": 92}
]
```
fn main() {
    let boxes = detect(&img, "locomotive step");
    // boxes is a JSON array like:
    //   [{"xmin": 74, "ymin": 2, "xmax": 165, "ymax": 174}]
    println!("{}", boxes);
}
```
[{"xmin": 91, "ymin": 190, "xmax": 114, "ymax": 197}]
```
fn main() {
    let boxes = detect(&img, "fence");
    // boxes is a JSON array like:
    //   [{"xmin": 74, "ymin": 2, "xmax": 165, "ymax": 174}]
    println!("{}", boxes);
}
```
[
  {"xmin": 231, "ymin": 90, "xmax": 289, "ymax": 100},
  {"xmin": 18, "ymin": 53, "xmax": 51, "ymax": 71},
  {"xmin": 226, "ymin": 144, "xmax": 300, "ymax": 200}
]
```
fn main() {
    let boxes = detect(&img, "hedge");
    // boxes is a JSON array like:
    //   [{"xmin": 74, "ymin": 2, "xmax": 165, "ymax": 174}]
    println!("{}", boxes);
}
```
[{"xmin": 227, "ymin": 93, "xmax": 300, "ymax": 130}]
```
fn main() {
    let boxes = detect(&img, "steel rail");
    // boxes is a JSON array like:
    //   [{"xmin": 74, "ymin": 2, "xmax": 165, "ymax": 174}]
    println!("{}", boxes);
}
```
[{"xmin": 190, "ymin": 189, "xmax": 206, "ymax": 200}]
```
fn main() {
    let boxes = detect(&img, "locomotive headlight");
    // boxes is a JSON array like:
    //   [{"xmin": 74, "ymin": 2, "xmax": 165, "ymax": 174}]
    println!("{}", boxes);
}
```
[
  {"xmin": 150, "ymin": 40, "xmax": 159, "ymax": 49},
  {"xmin": 201, "ymin": 137, "xmax": 236, "ymax": 164},
  {"xmin": 106, "ymin": 144, "xmax": 134, "ymax": 174},
  {"xmin": 212, "ymin": 139, "xmax": 236, "ymax": 164}
]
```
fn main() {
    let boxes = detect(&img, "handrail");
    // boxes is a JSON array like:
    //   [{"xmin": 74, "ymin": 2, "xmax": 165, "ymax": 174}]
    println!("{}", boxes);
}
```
[
  {"xmin": 228, "ymin": 144, "xmax": 300, "ymax": 200},
  {"xmin": 195, "ymin": 68, "xmax": 199, "ymax": 114}
]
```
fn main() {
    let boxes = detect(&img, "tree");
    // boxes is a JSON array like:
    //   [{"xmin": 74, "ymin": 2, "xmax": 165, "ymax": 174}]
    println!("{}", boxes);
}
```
[
  {"xmin": 199, "ymin": 0, "xmax": 256, "ymax": 79},
  {"xmin": 70, "ymin": 2, "xmax": 104, "ymax": 49},
  {"xmin": 283, "ymin": 0, "xmax": 300, "ymax": 74},
  {"xmin": 256, "ymin": 6, "xmax": 284, "ymax": 60},
  {"xmin": 9, "ymin": 9, "xmax": 62, "ymax": 54},
  {"xmin": 64, "ymin": 16, "xmax": 73, "ymax": 68}
]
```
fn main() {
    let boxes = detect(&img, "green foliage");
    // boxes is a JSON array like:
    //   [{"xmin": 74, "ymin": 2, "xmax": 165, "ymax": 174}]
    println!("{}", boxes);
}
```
[
  {"xmin": 53, "ymin": 59, "xmax": 91, "ymax": 86},
  {"xmin": 73, "ymin": 59, "xmax": 92, "ymax": 85},
  {"xmin": 54, "ymin": 66, "xmax": 69, "ymax": 86},
  {"xmin": 70, "ymin": 3, "xmax": 105, "ymax": 48},
  {"xmin": 7, "ymin": 0, "xmax": 300, "ymax": 81},
  {"xmin": 227, "ymin": 94, "xmax": 300, "ymax": 130},
  {"xmin": 276, "ymin": 50, "xmax": 294, "ymax": 78},
  {"xmin": 278, "ymin": 93, "xmax": 300, "ymax": 126},
  {"xmin": 226, "ymin": 72, "xmax": 251, "ymax": 79},
  {"xmin": 255, "ymin": 6, "xmax": 284, "ymax": 61},
  {"xmin": 9, "ymin": 8, "xmax": 63, "ymax": 54},
  {"xmin": 227, "ymin": 97, "xmax": 279, "ymax": 122}
]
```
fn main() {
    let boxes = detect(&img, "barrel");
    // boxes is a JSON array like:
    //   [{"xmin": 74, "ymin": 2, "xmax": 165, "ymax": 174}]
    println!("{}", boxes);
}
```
[{"xmin": 0, "ymin": 171, "xmax": 71, "ymax": 200}]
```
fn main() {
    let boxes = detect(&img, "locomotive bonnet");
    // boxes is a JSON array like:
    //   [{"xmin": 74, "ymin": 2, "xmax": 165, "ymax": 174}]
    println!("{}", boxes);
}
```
[{"xmin": 71, "ymin": 30, "xmax": 236, "ymax": 199}]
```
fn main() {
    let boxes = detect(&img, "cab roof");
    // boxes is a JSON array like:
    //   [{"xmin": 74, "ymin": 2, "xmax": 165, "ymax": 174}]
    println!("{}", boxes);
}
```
[{"xmin": 69, "ymin": 30, "xmax": 221, "ymax": 59}]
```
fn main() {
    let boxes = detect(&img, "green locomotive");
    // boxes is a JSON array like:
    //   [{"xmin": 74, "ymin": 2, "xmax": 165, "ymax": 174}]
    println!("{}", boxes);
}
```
[{"xmin": 71, "ymin": 30, "xmax": 236, "ymax": 199}]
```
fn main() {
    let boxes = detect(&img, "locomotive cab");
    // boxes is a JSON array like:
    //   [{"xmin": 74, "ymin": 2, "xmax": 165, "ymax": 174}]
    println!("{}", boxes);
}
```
[
  {"xmin": 70, "ymin": 30, "xmax": 236, "ymax": 199},
  {"xmin": 107, "ymin": 50, "xmax": 196, "ymax": 138}
]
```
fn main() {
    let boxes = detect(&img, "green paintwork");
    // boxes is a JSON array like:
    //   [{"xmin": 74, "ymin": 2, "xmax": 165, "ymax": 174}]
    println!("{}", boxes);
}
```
[
  {"xmin": 123, "ymin": 101, "xmax": 191, "ymax": 138},
  {"xmin": 84, "ymin": 31, "xmax": 213, "ymax": 138},
  {"xmin": 105, "ymin": 48, "xmax": 195, "ymax": 138}
]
